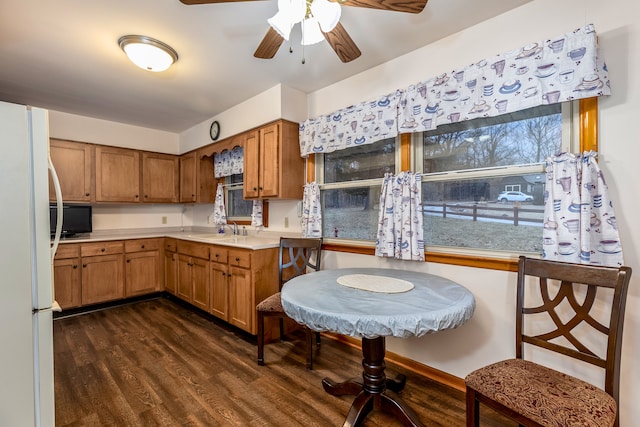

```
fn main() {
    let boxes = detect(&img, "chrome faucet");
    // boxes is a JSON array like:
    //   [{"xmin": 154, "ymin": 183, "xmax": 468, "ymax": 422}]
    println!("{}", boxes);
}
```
[{"xmin": 224, "ymin": 221, "xmax": 238, "ymax": 235}]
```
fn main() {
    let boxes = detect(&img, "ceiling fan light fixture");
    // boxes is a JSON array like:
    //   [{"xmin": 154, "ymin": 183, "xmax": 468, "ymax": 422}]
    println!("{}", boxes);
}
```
[
  {"xmin": 267, "ymin": 12, "xmax": 294, "ymax": 40},
  {"xmin": 118, "ymin": 35, "xmax": 178, "ymax": 72},
  {"xmin": 301, "ymin": 17, "xmax": 325, "ymax": 45},
  {"xmin": 310, "ymin": 0, "xmax": 341, "ymax": 32}
]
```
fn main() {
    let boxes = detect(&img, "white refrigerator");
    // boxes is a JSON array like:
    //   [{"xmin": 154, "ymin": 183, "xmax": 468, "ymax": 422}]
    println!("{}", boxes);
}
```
[{"xmin": 0, "ymin": 101, "xmax": 62, "ymax": 426}]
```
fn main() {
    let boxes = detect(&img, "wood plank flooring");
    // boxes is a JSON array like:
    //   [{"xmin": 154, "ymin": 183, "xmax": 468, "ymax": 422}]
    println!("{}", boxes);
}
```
[{"xmin": 53, "ymin": 297, "xmax": 515, "ymax": 426}]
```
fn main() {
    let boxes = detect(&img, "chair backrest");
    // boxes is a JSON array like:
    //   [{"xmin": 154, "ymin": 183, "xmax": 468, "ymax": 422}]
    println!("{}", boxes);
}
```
[
  {"xmin": 516, "ymin": 256, "xmax": 632, "ymax": 407},
  {"xmin": 278, "ymin": 238, "xmax": 323, "ymax": 288}
]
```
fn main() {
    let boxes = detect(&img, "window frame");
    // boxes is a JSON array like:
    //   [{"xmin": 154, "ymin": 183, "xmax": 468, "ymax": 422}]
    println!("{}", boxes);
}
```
[{"xmin": 308, "ymin": 98, "xmax": 599, "ymax": 271}]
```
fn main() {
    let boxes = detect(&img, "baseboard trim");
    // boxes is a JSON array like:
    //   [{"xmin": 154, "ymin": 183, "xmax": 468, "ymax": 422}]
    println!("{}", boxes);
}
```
[{"xmin": 323, "ymin": 332, "xmax": 466, "ymax": 393}]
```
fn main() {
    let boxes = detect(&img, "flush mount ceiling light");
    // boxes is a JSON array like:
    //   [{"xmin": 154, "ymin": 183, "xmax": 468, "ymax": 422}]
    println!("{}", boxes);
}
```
[{"xmin": 118, "ymin": 35, "xmax": 178, "ymax": 72}]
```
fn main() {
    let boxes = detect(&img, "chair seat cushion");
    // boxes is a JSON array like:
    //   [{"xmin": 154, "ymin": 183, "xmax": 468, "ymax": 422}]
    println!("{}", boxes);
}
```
[
  {"xmin": 465, "ymin": 359, "xmax": 616, "ymax": 427},
  {"xmin": 257, "ymin": 292, "xmax": 283, "ymax": 313}
]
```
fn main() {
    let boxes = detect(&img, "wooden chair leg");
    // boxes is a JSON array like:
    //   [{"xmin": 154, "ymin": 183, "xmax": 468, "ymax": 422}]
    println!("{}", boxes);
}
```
[
  {"xmin": 465, "ymin": 386, "xmax": 480, "ymax": 427},
  {"xmin": 315, "ymin": 331, "xmax": 321, "ymax": 346},
  {"xmin": 278, "ymin": 317, "xmax": 284, "ymax": 340},
  {"xmin": 306, "ymin": 328, "xmax": 313, "ymax": 370},
  {"xmin": 257, "ymin": 310, "xmax": 265, "ymax": 366}
]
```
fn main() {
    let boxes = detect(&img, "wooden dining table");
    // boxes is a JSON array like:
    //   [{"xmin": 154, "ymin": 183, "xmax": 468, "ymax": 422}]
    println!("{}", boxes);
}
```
[{"xmin": 281, "ymin": 267, "xmax": 476, "ymax": 427}]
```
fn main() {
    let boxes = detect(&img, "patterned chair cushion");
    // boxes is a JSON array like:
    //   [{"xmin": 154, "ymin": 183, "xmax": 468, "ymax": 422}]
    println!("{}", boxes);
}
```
[
  {"xmin": 465, "ymin": 359, "xmax": 616, "ymax": 427},
  {"xmin": 257, "ymin": 292, "xmax": 283, "ymax": 313}
]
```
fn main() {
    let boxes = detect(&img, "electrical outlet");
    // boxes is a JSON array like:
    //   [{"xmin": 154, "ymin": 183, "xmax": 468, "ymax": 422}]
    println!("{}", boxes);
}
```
[
  {"xmin": 161, "ymin": 216, "xmax": 167, "ymax": 224},
  {"xmin": 284, "ymin": 216, "xmax": 289, "ymax": 228}
]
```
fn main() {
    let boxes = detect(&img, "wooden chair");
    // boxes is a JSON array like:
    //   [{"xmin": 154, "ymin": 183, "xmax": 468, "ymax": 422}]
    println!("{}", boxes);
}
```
[
  {"xmin": 465, "ymin": 256, "xmax": 631, "ymax": 427},
  {"xmin": 257, "ymin": 237, "xmax": 323, "ymax": 369}
]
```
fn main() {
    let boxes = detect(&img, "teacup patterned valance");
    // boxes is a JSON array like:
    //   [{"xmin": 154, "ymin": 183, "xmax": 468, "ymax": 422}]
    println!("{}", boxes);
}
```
[
  {"xmin": 299, "ymin": 24, "xmax": 610, "ymax": 157},
  {"xmin": 214, "ymin": 146, "xmax": 243, "ymax": 178}
]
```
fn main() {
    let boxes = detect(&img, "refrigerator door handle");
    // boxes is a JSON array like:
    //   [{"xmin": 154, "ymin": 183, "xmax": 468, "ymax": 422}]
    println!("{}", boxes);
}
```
[
  {"xmin": 48, "ymin": 155, "xmax": 63, "ymax": 262},
  {"xmin": 33, "ymin": 301, "xmax": 62, "ymax": 314}
]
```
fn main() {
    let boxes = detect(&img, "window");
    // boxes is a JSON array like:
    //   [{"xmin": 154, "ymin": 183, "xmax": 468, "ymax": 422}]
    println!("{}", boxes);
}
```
[
  {"xmin": 318, "ymin": 138, "xmax": 396, "ymax": 240},
  {"xmin": 316, "ymin": 103, "xmax": 575, "ymax": 255},
  {"xmin": 225, "ymin": 174, "xmax": 252, "ymax": 220}
]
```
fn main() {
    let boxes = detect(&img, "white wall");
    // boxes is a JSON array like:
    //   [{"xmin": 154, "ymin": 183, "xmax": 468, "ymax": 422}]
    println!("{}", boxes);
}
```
[
  {"xmin": 307, "ymin": 0, "xmax": 640, "ymax": 425},
  {"xmin": 49, "ymin": 110, "xmax": 179, "ymax": 153}
]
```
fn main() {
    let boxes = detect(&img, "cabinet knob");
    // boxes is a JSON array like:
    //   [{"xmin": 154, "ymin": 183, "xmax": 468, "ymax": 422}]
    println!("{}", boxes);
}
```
[
  {"xmin": 215, "ymin": 253, "xmax": 219, "ymax": 258},
  {"xmin": 221, "ymin": 272, "xmax": 226, "ymax": 276},
  {"xmin": 141, "ymin": 244, "xmax": 145, "ymax": 249},
  {"xmin": 82, "ymin": 264, "xmax": 87, "ymax": 268},
  {"xmin": 126, "ymin": 259, "xmax": 130, "ymax": 263},
  {"xmin": 235, "ymin": 257, "xmax": 240, "ymax": 262},
  {"xmin": 85, "ymin": 192, "xmax": 90, "ymax": 197},
  {"xmin": 253, "ymin": 187, "xmax": 257, "ymax": 191},
  {"xmin": 73, "ymin": 264, "xmax": 78, "ymax": 269},
  {"xmin": 135, "ymin": 194, "xmax": 139, "ymax": 198},
  {"xmin": 144, "ymin": 195, "xmax": 148, "ymax": 198},
  {"xmin": 101, "ymin": 248, "xmax": 105, "ymax": 252},
  {"xmin": 259, "ymin": 187, "xmax": 263, "ymax": 190}
]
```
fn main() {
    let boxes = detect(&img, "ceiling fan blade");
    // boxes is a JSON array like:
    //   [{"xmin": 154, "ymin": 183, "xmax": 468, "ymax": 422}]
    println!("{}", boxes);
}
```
[
  {"xmin": 180, "ymin": 0, "xmax": 265, "ymax": 4},
  {"xmin": 335, "ymin": 0, "xmax": 428, "ymax": 14},
  {"xmin": 323, "ymin": 22, "xmax": 361, "ymax": 63},
  {"xmin": 254, "ymin": 28, "xmax": 285, "ymax": 59}
]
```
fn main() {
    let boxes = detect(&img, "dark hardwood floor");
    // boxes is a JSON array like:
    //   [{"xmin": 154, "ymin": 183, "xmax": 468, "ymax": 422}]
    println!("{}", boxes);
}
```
[{"xmin": 53, "ymin": 297, "xmax": 514, "ymax": 426}]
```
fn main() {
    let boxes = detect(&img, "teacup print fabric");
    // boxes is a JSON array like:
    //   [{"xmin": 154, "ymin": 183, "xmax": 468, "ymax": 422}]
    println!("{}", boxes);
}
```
[
  {"xmin": 212, "ymin": 183, "xmax": 227, "ymax": 225},
  {"xmin": 301, "ymin": 182, "xmax": 322, "ymax": 238},
  {"xmin": 375, "ymin": 172, "xmax": 424, "ymax": 261},
  {"xmin": 251, "ymin": 200, "xmax": 263, "ymax": 227},
  {"xmin": 543, "ymin": 152, "xmax": 623, "ymax": 267},
  {"xmin": 213, "ymin": 146, "xmax": 243, "ymax": 178},
  {"xmin": 299, "ymin": 91, "xmax": 401, "ymax": 157},
  {"xmin": 398, "ymin": 24, "xmax": 609, "ymax": 134},
  {"xmin": 299, "ymin": 24, "xmax": 609, "ymax": 157}
]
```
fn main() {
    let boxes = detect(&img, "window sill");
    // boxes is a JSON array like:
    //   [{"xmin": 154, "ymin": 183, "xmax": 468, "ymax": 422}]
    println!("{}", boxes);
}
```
[{"xmin": 322, "ymin": 239, "xmax": 522, "ymax": 272}]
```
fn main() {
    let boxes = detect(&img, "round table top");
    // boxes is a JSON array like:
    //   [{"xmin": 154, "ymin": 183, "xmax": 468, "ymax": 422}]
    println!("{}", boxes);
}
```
[{"xmin": 281, "ymin": 268, "xmax": 476, "ymax": 339}]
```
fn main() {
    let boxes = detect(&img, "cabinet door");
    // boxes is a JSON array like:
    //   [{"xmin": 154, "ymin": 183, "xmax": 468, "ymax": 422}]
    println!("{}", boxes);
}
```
[
  {"xmin": 53, "ymin": 257, "xmax": 81, "ymax": 309},
  {"xmin": 258, "ymin": 123, "xmax": 280, "ymax": 198},
  {"xmin": 180, "ymin": 152, "xmax": 196, "ymax": 203},
  {"xmin": 191, "ymin": 257, "xmax": 210, "ymax": 311},
  {"xmin": 177, "ymin": 254, "xmax": 193, "ymax": 301},
  {"xmin": 125, "ymin": 250, "xmax": 160, "ymax": 297},
  {"xmin": 164, "ymin": 251, "xmax": 178, "ymax": 295},
  {"xmin": 243, "ymin": 130, "xmax": 260, "ymax": 199},
  {"xmin": 209, "ymin": 262, "xmax": 228, "ymax": 321},
  {"xmin": 228, "ymin": 265, "xmax": 253, "ymax": 333},
  {"xmin": 49, "ymin": 139, "xmax": 93, "ymax": 202},
  {"xmin": 95, "ymin": 146, "xmax": 140, "ymax": 202},
  {"xmin": 142, "ymin": 152, "xmax": 179, "ymax": 203},
  {"xmin": 81, "ymin": 254, "xmax": 124, "ymax": 305}
]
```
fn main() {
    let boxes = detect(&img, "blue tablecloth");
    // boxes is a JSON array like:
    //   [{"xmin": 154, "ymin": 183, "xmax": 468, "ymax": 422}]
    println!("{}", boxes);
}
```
[{"xmin": 281, "ymin": 268, "xmax": 476, "ymax": 339}]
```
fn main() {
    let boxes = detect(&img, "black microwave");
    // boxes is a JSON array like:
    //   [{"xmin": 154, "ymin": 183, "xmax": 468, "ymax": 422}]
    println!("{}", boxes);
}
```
[{"xmin": 50, "ymin": 204, "xmax": 92, "ymax": 238}]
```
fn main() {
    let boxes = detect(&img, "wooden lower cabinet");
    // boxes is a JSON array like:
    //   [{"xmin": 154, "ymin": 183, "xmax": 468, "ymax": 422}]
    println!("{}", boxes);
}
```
[
  {"xmin": 171, "ymin": 240, "xmax": 279, "ymax": 335},
  {"xmin": 53, "ymin": 245, "xmax": 82, "ymax": 310},
  {"xmin": 81, "ymin": 253, "xmax": 124, "ymax": 305},
  {"xmin": 125, "ymin": 239, "xmax": 163, "ymax": 297}
]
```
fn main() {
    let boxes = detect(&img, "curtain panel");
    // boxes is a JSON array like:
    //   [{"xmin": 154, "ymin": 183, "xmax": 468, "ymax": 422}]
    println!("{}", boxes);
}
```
[
  {"xmin": 299, "ymin": 24, "xmax": 609, "ymax": 157},
  {"xmin": 212, "ymin": 183, "xmax": 227, "ymax": 225},
  {"xmin": 375, "ymin": 172, "xmax": 424, "ymax": 261},
  {"xmin": 301, "ymin": 182, "xmax": 322, "ymax": 238},
  {"xmin": 543, "ymin": 152, "xmax": 623, "ymax": 267}
]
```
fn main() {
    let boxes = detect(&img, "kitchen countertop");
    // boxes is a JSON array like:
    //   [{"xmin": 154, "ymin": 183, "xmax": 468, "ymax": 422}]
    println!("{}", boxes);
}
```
[{"xmin": 55, "ymin": 228, "xmax": 292, "ymax": 250}]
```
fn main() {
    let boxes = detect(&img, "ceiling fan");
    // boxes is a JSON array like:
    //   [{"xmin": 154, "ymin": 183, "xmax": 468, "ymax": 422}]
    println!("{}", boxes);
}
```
[{"xmin": 179, "ymin": 0, "xmax": 428, "ymax": 63}]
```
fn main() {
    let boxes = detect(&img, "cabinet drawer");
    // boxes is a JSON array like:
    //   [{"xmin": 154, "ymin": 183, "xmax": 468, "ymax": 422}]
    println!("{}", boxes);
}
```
[
  {"xmin": 228, "ymin": 250, "xmax": 251, "ymax": 269},
  {"xmin": 81, "ymin": 241, "xmax": 124, "ymax": 257},
  {"xmin": 55, "ymin": 244, "xmax": 80, "ymax": 259},
  {"xmin": 165, "ymin": 238, "xmax": 177, "ymax": 253},
  {"xmin": 210, "ymin": 246, "xmax": 228, "ymax": 264},
  {"xmin": 125, "ymin": 238, "xmax": 162, "ymax": 253},
  {"xmin": 177, "ymin": 240, "xmax": 210, "ymax": 260}
]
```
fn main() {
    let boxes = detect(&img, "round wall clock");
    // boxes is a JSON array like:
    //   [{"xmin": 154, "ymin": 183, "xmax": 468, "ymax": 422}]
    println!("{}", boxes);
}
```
[{"xmin": 209, "ymin": 120, "xmax": 220, "ymax": 141}]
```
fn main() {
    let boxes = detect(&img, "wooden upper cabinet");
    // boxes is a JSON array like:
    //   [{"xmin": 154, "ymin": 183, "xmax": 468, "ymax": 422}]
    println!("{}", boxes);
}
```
[
  {"xmin": 49, "ymin": 139, "xmax": 93, "ymax": 202},
  {"xmin": 142, "ymin": 152, "xmax": 179, "ymax": 203},
  {"xmin": 180, "ymin": 152, "xmax": 197, "ymax": 203},
  {"xmin": 243, "ymin": 120, "xmax": 304, "ymax": 200},
  {"xmin": 243, "ymin": 130, "xmax": 260, "ymax": 199},
  {"xmin": 95, "ymin": 146, "xmax": 140, "ymax": 202}
]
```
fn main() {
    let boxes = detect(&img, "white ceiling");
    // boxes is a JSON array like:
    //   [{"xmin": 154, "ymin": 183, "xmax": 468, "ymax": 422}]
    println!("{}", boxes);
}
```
[{"xmin": 0, "ymin": 0, "xmax": 531, "ymax": 133}]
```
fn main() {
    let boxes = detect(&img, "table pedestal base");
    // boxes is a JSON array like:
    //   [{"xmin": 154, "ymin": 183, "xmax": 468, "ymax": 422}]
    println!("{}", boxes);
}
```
[{"xmin": 322, "ymin": 336, "xmax": 424, "ymax": 427}]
